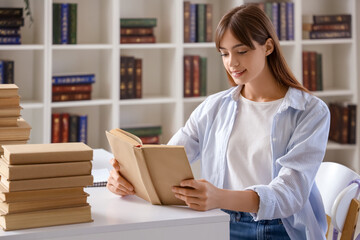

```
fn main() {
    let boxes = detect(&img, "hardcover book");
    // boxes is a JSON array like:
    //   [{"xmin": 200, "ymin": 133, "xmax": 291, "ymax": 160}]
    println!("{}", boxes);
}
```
[
  {"xmin": 0, "ymin": 118, "xmax": 31, "ymax": 141},
  {"xmin": 0, "ymin": 84, "xmax": 18, "ymax": 98},
  {"xmin": 106, "ymin": 128, "xmax": 194, "ymax": 205}
]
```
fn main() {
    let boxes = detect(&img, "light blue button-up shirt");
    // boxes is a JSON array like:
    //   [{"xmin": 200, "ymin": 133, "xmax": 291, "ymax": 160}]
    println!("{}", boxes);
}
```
[{"xmin": 168, "ymin": 85, "xmax": 330, "ymax": 239}]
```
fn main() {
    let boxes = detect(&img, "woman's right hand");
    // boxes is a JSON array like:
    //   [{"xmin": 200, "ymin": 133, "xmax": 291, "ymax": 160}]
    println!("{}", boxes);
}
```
[{"xmin": 107, "ymin": 158, "xmax": 135, "ymax": 196}]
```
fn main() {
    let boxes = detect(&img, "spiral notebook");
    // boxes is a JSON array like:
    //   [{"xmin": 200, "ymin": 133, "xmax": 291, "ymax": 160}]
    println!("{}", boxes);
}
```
[{"xmin": 89, "ymin": 168, "xmax": 109, "ymax": 187}]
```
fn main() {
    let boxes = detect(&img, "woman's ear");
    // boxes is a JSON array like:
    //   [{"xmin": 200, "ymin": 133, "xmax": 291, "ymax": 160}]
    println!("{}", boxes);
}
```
[{"xmin": 265, "ymin": 38, "xmax": 274, "ymax": 56}]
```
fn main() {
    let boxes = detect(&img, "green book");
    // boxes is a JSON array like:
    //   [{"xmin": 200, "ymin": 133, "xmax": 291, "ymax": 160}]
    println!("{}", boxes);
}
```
[
  {"xmin": 197, "ymin": 4, "xmax": 206, "ymax": 42},
  {"xmin": 120, "ymin": 18, "xmax": 157, "ymax": 28},
  {"xmin": 122, "ymin": 126, "xmax": 162, "ymax": 137},
  {"xmin": 52, "ymin": 3, "xmax": 61, "ymax": 44},
  {"xmin": 200, "ymin": 57, "xmax": 207, "ymax": 96},
  {"xmin": 68, "ymin": 4, "xmax": 77, "ymax": 44}
]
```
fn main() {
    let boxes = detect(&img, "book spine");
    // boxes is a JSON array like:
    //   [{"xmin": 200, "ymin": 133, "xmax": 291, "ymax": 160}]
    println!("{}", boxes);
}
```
[
  {"xmin": 309, "ymin": 51, "xmax": 317, "ymax": 91},
  {"xmin": 120, "ymin": 27, "xmax": 153, "ymax": 36},
  {"xmin": 52, "ymin": 84, "xmax": 92, "ymax": 93},
  {"xmin": 265, "ymin": 3, "xmax": 273, "ymax": 22},
  {"xmin": 192, "ymin": 55, "xmax": 200, "ymax": 97},
  {"xmin": 126, "ymin": 57, "xmax": 135, "ymax": 99},
  {"xmin": 348, "ymin": 104, "xmax": 356, "ymax": 144},
  {"xmin": 120, "ymin": 56, "xmax": 128, "ymax": 99},
  {"xmin": 123, "ymin": 126, "xmax": 162, "ymax": 137},
  {"xmin": 315, "ymin": 53, "xmax": 323, "ymax": 91},
  {"xmin": 4, "ymin": 61, "xmax": 14, "ymax": 84},
  {"xmin": 61, "ymin": 113, "xmax": 70, "ymax": 142},
  {"xmin": 52, "ymin": 74, "xmax": 95, "ymax": 85},
  {"xmin": 120, "ymin": 36, "xmax": 156, "ymax": 44},
  {"xmin": 53, "ymin": 3, "xmax": 61, "ymax": 44},
  {"xmin": 135, "ymin": 58, "xmax": 142, "ymax": 99},
  {"xmin": 51, "ymin": 113, "xmax": 61, "ymax": 143},
  {"xmin": 69, "ymin": 115, "xmax": 78, "ymax": 142},
  {"xmin": 60, "ymin": 3, "xmax": 69, "ymax": 44},
  {"xmin": 0, "ymin": 18, "xmax": 24, "ymax": 28},
  {"xmin": 68, "ymin": 4, "xmax": 77, "ymax": 44},
  {"xmin": 77, "ymin": 115, "xmax": 88, "ymax": 144},
  {"xmin": 189, "ymin": 4, "xmax": 197, "ymax": 42},
  {"xmin": 313, "ymin": 14, "xmax": 351, "ymax": 24},
  {"xmin": 0, "ymin": 61, "xmax": 3, "ymax": 84},
  {"xmin": 0, "ymin": 28, "xmax": 20, "ymax": 36},
  {"xmin": 279, "ymin": 2, "xmax": 287, "ymax": 41},
  {"xmin": 312, "ymin": 23, "xmax": 350, "ymax": 31},
  {"xmin": 120, "ymin": 18, "xmax": 157, "ymax": 27},
  {"xmin": 309, "ymin": 30, "xmax": 351, "ymax": 39},
  {"xmin": 183, "ymin": 1, "xmax": 190, "ymax": 43},
  {"xmin": 197, "ymin": 4, "xmax": 206, "ymax": 43},
  {"xmin": 183, "ymin": 55, "xmax": 193, "ymax": 97},
  {"xmin": 139, "ymin": 135, "xmax": 160, "ymax": 144},
  {"xmin": 271, "ymin": 3, "xmax": 279, "ymax": 38},
  {"xmin": 0, "ymin": 36, "xmax": 21, "ymax": 44},
  {"xmin": 286, "ymin": 2, "xmax": 294, "ymax": 40},
  {"xmin": 341, "ymin": 105, "xmax": 349, "ymax": 144},
  {"xmin": 302, "ymin": 51, "xmax": 310, "ymax": 90},
  {"xmin": 205, "ymin": 4, "xmax": 212, "ymax": 42},
  {"xmin": 0, "ymin": 8, "xmax": 23, "ymax": 17},
  {"xmin": 52, "ymin": 92, "xmax": 91, "ymax": 102},
  {"xmin": 200, "ymin": 57, "xmax": 207, "ymax": 96}
]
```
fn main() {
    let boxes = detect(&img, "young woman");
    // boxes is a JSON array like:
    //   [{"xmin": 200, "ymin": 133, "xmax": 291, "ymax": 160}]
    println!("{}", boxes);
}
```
[{"xmin": 107, "ymin": 4, "xmax": 330, "ymax": 239}]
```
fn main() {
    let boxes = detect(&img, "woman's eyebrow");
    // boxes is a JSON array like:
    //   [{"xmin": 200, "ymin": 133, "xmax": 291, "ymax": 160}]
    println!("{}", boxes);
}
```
[{"xmin": 219, "ymin": 43, "xmax": 245, "ymax": 50}]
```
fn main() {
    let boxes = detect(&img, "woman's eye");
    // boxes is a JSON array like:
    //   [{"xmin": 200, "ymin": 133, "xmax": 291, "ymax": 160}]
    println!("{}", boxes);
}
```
[
  {"xmin": 220, "ymin": 53, "xmax": 228, "ymax": 57},
  {"xmin": 238, "ymin": 51, "xmax": 247, "ymax": 55}
]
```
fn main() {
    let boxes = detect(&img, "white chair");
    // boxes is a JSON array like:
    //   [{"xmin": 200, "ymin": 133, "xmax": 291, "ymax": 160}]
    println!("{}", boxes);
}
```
[{"xmin": 315, "ymin": 162, "xmax": 360, "ymax": 240}]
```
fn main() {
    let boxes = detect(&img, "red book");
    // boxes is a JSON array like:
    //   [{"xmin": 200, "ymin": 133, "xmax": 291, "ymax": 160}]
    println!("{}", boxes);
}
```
[
  {"xmin": 52, "ymin": 84, "xmax": 92, "ymax": 93},
  {"xmin": 302, "ymin": 51, "xmax": 310, "ymax": 90},
  {"xmin": 192, "ymin": 55, "xmax": 200, "ymax": 97},
  {"xmin": 120, "ymin": 36, "xmax": 156, "ymax": 44},
  {"xmin": 139, "ymin": 135, "xmax": 160, "ymax": 144},
  {"xmin": 309, "ymin": 51, "xmax": 317, "ymax": 91},
  {"xmin": 52, "ymin": 92, "xmax": 91, "ymax": 102},
  {"xmin": 205, "ymin": 4, "xmax": 213, "ymax": 42},
  {"xmin": 183, "ymin": 55, "xmax": 193, "ymax": 97},
  {"xmin": 51, "ymin": 113, "xmax": 61, "ymax": 143},
  {"xmin": 135, "ymin": 58, "xmax": 142, "ymax": 98},
  {"xmin": 61, "ymin": 113, "xmax": 70, "ymax": 143},
  {"xmin": 184, "ymin": 1, "xmax": 190, "ymax": 43},
  {"xmin": 121, "ymin": 27, "xmax": 154, "ymax": 36}
]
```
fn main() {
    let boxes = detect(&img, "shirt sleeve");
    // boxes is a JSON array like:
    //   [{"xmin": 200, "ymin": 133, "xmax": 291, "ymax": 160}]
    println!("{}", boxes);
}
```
[{"xmin": 246, "ymin": 100, "xmax": 330, "ymax": 220}]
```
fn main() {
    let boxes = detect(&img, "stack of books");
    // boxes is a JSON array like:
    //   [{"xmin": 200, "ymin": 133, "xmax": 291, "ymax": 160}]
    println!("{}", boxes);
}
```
[
  {"xmin": 0, "ymin": 84, "xmax": 31, "ymax": 155},
  {"xmin": 52, "ymin": 73, "xmax": 95, "ymax": 102},
  {"xmin": 120, "ymin": 56, "xmax": 142, "ymax": 99},
  {"xmin": 183, "ymin": 55, "xmax": 207, "ymax": 97},
  {"xmin": 123, "ymin": 126, "xmax": 162, "ymax": 144},
  {"xmin": 183, "ymin": 2, "xmax": 213, "ymax": 43},
  {"xmin": 51, "ymin": 113, "xmax": 88, "ymax": 144},
  {"xmin": 0, "ymin": 142, "xmax": 93, "ymax": 230},
  {"xmin": 0, "ymin": 8, "xmax": 24, "ymax": 45},
  {"xmin": 303, "ymin": 14, "xmax": 351, "ymax": 39},
  {"xmin": 329, "ymin": 103, "xmax": 357, "ymax": 145},
  {"xmin": 302, "ymin": 51, "xmax": 323, "ymax": 92},
  {"xmin": 0, "ymin": 60, "xmax": 14, "ymax": 84},
  {"xmin": 53, "ymin": 3, "xmax": 77, "ymax": 44},
  {"xmin": 120, "ymin": 18, "xmax": 157, "ymax": 44}
]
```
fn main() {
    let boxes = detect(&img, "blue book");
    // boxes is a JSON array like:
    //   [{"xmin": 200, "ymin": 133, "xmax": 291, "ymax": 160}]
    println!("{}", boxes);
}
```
[
  {"xmin": 0, "ymin": 36, "xmax": 21, "ymax": 44},
  {"xmin": 286, "ymin": 2, "xmax": 294, "ymax": 40},
  {"xmin": 0, "ymin": 61, "xmax": 4, "ymax": 84},
  {"xmin": 77, "ymin": 115, "xmax": 88, "ymax": 144},
  {"xmin": 271, "ymin": 3, "xmax": 279, "ymax": 39},
  {"xmin": 189, "ymin": 4, "xmax": 197, "ymax": 43},
  {"xmin": 60, "ymin": 3, "xmax": 69, "ymax": 44},
  {"xmin": 52, "ymin": 74, "xmax": 96, "ymax": 85}
]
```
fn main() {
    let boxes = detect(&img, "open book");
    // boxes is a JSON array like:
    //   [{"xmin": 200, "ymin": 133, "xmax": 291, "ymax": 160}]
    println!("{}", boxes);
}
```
[{"xmin": 106, "ymin": 128, "xmax": 194, "ymax": 205}]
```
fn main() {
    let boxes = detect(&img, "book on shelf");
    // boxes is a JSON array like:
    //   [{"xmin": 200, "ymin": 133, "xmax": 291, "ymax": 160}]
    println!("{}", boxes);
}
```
[
  {"xmin": 77, "ymin": 115, "xmax": 87, "ymax": 144},
  {"xmin": 183, "ymin": 1, "xmax": 190, "ymax": 42},
  {"xmin": 120, "ymin": 35, "xmax": 156, "ymax": 44},
  {"xmin": 120, "ymin": 18, "xmax": 157, "ymax": 28},
  {"xmin": 52, "ymin": 113, "xmax": 88, "ymax": 143},
  {"xmin": 55, "ymin": 3, "xmax": 78, "ymax": 44},
  {"xmin": 0, "ymin": 194, "xmax": 89, "ymax": 214},
  {"xmin": 0, "ymin": 184, "xmax": 85, "ymax": 203},
  {"xmin": 0, "ymin": 205, "xmax": 92, "ymax": 231},
  {"xmin": 52, "ymin": 92, "xmax": 92, "ymax": 102},
  {"xmin": 120, "ymin": 27, "xmax": 154, "ymax": 36},
  {"xmin": 2, "ymin": 142, "xmax": 93, "ymax": 165},
  {"xmin": 0, "ymin": 60, "xmax": 14, "ymax": 84},
  {"xmin": 0, "ymin": 84, "xmax": 18, "ymax": 98},
  {"xmin": 189, "ymin": 3, "xmax": 197, "ymax": 42},
  {"xmin": 0, "ymin": 36, "xmax": 20, "ymax": 44},
  {"xmin": 52, "ymin": 73, "xmax": 95, "ymax": 85},
  {"xmin": 302, "ymin": 51, "xmax": 323, "ymax": 91},
  {"xmin": 135, "ymin": 58, "xmax": 142, "ymax": 98},
  {"xmin": 139, "ymin": 135, "xmax": 160, "ymax": 144},
  {"xmin": 52, "ymin": 84, "xmax": 92, "ymax": 93},
  {"xmin": 0, "ymin": 8, "xmax": 23, "ymax": 17},
  {"xmin": 0, "ymin": 8, "xmax": 24, "ymax": 45},
  {"xmin": 106, "ymin": 128, "xmax": 194, "ymax": 205},
  {"xmin": 0, "ymin": 118, "xmax": 31, "ymax": 141},
  {"xmin": 120, "ymin": 56, "xmax": 143, "ymax": 99},
  {"xmin": 0, "ymin": 157, "xmax": 92, "ymax": 180},
  {"xmin": 122, "ymin": 126, "xmax": 162, "ymax": 137},
  {"xmin": 120, "ymin": 18, "xmax": 157, "ymax": 44},
  {"xmin": 184, "ymin": 55, "xmax": 207, "ymax": 97}
]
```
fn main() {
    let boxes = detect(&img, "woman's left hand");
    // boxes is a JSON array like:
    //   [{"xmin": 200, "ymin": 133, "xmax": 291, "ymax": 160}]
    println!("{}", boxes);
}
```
[{"xmin": 172, "ymin": 179, "xmax": 222, "ymax": 211}]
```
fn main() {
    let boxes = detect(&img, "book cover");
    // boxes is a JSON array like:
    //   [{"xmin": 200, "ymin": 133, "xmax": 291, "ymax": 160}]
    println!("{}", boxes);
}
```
[
  {"xmin": 61, "ymin": 113, "xmax": 69, "ymax": 142},
  {"xmin": 286, "ymin": 2, "xmax": 294, "ymax": 40},
  {"xmin": 52, "ymin": 3, "xmax": 61, "ymax": 44},
  {"xmin": 0, "ymin": 174, "xmax": 93, "ymax": 192},
  {"xmin": 121, "ymin": 27, "xmax": 153, "ymax": 36},
  {"xmin": 51, "ymin": 113, "xmax": 61, "ymax": 143},
  {"xmin": 52, "ymin": 92, "xmax": 91, "ymax": 102},
  {"xmin": 200, "ymin": 57, "xmax": 207, "ymax": 96},
  {"xmin": 139, "ymin": 135, "xmax": 160, "ymax": 144},
  {"xmin": 0, "ymin": 28, "xmax": 20, "ymax": 36},
  {"xmin": 197, "ymin": 4, "xmax": 206, "ymax": 43},
  {"xmin": 192, "ymin": 55, "xmax": 200, "ymax": 97},
  {"xmin": 126, "ymin": 57, "xmax": 136, "ymax": 99},
  {"xmin": 302, "ymin": 51, "xmax": 310, "ymax": 90},
  {"xmin": 77, "ymin": 115, "xmax": 87, "ymax": 144},
  {"xmin": 313, "ymin": 14, "xmax": 351, "ymax": 24},
  {"xmin": 69, "ymin": 115, "xmax": 78, "ymax": 142},
  {"xmin": 68, "ymin": 3, "xmax": 77, "ymax": 44},
  {"xmin": 312, "ymin": 23, "xmax": 350, "ymax": 31},
  {"xmin": 122, "ymin": 126, "xmax": 162, "ymax": 137},
  {"xmin": 0, "ymin": 205, "xmax": 92, "ymax": 231},
  {"xmin": 316, "ymin": 53, "xmax": 323, "ymax": 91},
  {"xmin": 183, "ymin": 55, "xmax": 193, "ymax": 97},
  {"xmin": 348, "ymin": 104, "xmax": 356, "ymax": 144},
  {"xmin": 0, "ymin": 36, "xmax": 21, "ymax": 44},
  {"xmin": 0, "ymin": 118, "xmax": 31, "ymax": 141},
  {"xmin": 2, "ymin": 142, "xmax": 93, "ymax": 165},
  {"xmin": 0, "ymin": 184, "xmax": 85, "ymax": 203},
  {"xmin": 0, "ymin": 140, "xmax": 27, "ymax": 155},
  {"xmin": 120, "ymin": 18, "xmax": 157, "ymax": 28},
  {"xmin": 205, "ymin": 4, "xmax": 213, "ymax": 42},
  {"xmin": 60, "ymin": 3, "xmax": 69, "ymax": 44},
  {"xmin": 52, "ymin": 74, "xmax": 95, "ymax": 85},
  {"xmin": 0, "ymin": 84, "xmax": 18, "ymax": 98},
  {"xmin": 0, "ymin": 18, "xmax": 24, "ymax": 28},
  {"xmin": 0, "ymin": 158, "xmax": 92, "ymax": 181},
  {"xmin": 106, "ymin": 128, "xmax": 194, "ymax": 205},
  {"xmin": 3, "ymin": 61, "xmax": 14, "ymax": 84},
  {"xmin": 0, "ymin": 96, "xmax": 20, "ymax": 108},
  {"xmin": 279, "ymin": 2, "xmax": 287, "ymax": 41},
  {"xmin": 183, "ymin": 1, "xmax": 190, "ymax": 43},
  {"xmin": 0, "ymin": 117, "xmax": 18, "ymax": 127},
  {"xmin": 309, "ymin": 30, "xmax": 351, "ymax": 39},
  {"xmin": 189, "ymin": 4, "xmax": 197, "ymax": 43},
  {"xmin": 135, "ymin": 58, "xmax": 142, "ymax": 99},
  {"xmin": 0, "ymin": 107, "xmax": 21, "ymax": 118},
  {"xmin": 0, "ymin": 8, "xmax": 23, "ymax": 17},
  {"xmin": 309, "ymin": 51, "xmax": 317, "ymax": 91},
  {"xmin": 120, "ymin": 36, "xmax": 156, "ymax": 44},
  {"xmin": 120, "ymin": 56, "xmax": 128, "ymax": 99},
  {"xmin": 52, "ymin": 84, "xmax": 92, "ymax": 93},
  {"xmin": 271, "ymin": 3, "xmax": 279, "ymax": 38}
]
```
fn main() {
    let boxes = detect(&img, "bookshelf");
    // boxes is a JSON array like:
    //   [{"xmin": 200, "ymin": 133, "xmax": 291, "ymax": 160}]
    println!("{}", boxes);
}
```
[{"xmin": 0, "ymin": 0, "xmax": 358, "ymax": 173}]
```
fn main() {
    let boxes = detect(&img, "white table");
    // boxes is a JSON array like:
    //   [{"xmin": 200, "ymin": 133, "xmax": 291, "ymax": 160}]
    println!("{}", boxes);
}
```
[{"xmin": 0, "ymin": 149, "xmax": 230, "ymax": 240}]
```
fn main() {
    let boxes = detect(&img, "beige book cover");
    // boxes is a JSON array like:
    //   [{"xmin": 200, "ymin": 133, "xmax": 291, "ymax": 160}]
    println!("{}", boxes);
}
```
[
  {"xmin": 0, "ymin": 96, "xmax": 20, "ymax": 108},
  {"xmin": 0, "ymin": 175, "xmax": 93, "ymax": 192},
  {"xmin": 106, "ymin": 128, "xmax": 194, "ymax": 205},
  {"xmin": 0, "ymin": 205, "xmax": 92, "ymax": 231},
  {"xmin": 0, "ymin": 84, "xmax": 18, "ymax": 99},
  {"xmin": 0, "ymin": 157, "xmax": 92, "ymax": 180},
  {"xmin": 0, "ymin": 118, "xmax": 31, "ymax": 141},
  {"xmin": 0, "ymin": 194, "xmax": 89, "ymax": 214},
  {"xmin": 0, "ymin": 184, "xmax": 85, "ymax": 203},
  {"xmin": 2, "ymin": 142, "xmax": 93, "ymax": 165},
  {"xmin": 0, "ymin": 117, "xmax": 18, "ymax": 127},
  {"xmin": 0, "ymin": 140, "xmax": 28, "ymax": 154},
  {"xmin": 0, "ymin": 106, "xmax": 22, "ymax": 117}
]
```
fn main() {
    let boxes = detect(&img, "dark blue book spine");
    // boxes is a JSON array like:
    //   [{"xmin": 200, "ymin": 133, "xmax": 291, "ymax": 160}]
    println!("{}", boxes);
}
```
[
  {"xmin": 77, "ymin": 115, "xmax": 87, "ymax": 144},
  {"xmin": 0, "ymin": 61, "xmax": 4, "ymax": 83},
  {"xmin": 52, "ymin": 74, "xmax": 95, "ymax": 85},
  {"xmin": 60, "ymin": 3, "xmax": 69, "ymax": 44},
  {"xmin": 286, "ymin": 2, "xmax": 294, "ymax": 40},
  {"xmin": 189, "ymin": 4, "xmax": 197, "ymax": 43},
  {"xmin": 4, "ymin": 61, "xmax": 14, "ymax": 84},
  {"xmin": 271, "ymin": 3, "xmax": 279, "ymax": 39},
  {"xmin": 0, "ymin": 36, "xmax": 21, "ymax": 44}
]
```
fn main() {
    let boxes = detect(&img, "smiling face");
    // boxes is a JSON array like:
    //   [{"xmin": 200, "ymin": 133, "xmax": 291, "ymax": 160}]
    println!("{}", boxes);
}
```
[{"xmin": 219, "ymin": 29, "xmax": 271, "ymax": 86}]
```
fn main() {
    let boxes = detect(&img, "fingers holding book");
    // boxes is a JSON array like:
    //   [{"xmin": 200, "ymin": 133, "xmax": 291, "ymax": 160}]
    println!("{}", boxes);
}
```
[{"xmin": 107, "ymin": 158, "xmax": 135, "ymax": 196}]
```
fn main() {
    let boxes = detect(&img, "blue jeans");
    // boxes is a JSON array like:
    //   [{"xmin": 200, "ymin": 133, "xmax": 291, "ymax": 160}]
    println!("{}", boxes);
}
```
[{"xmin": 222, "ymin": 209, "xmax": 291, "ymax": 240}]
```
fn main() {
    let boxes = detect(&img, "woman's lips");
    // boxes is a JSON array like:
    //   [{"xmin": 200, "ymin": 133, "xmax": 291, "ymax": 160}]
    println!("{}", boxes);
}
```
[{"xmin": 231, "ymin": 69, "xmax": 246, "ymax": 78}]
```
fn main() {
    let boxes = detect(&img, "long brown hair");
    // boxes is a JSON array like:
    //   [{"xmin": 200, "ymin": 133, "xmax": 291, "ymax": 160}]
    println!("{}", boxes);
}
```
[{"xmin": 215, "ymin": 4, "xmax": 309, "ymax": 93}]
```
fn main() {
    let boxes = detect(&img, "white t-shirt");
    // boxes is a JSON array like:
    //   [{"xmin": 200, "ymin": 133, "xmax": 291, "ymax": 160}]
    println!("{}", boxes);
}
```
[{"xmin": 223, "ymin": 93, "xmax": 283, "ymax": 190}]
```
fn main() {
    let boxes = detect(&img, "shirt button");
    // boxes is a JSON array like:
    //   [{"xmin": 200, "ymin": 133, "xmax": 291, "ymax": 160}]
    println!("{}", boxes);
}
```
[{"xmin": 272, "ymin": 138, "xmax": 276, "ymax": 142}]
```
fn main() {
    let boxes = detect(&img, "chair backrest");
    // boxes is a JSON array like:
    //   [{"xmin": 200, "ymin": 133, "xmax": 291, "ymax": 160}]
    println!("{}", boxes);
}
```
[{"xmin": 315, "ymin": 162, "xmax": 360, "ymax": 232}]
